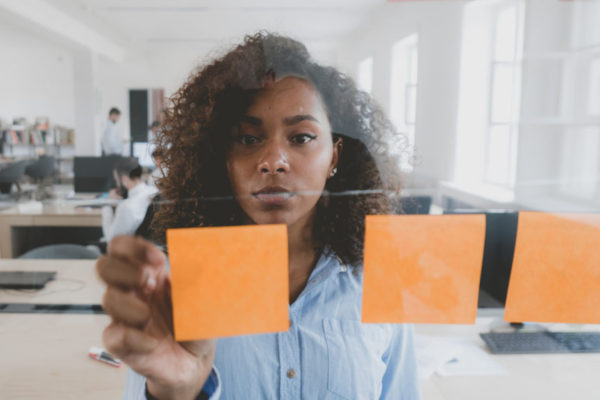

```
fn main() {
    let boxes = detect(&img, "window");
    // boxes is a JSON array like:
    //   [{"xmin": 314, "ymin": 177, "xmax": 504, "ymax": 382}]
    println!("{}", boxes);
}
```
[
  {"xmin": 588, "ymin": 57, "xmax": 600, "ymax": 116},
  {"xmin": 357, "ymin": 57, "xmax": 373, "ymax": 94},
  {"xmin": 390, "ymin": 34, "xmax": 418, "ymax": 171},
  {"xmin": 559, "ymin": 127, "xmax": 600, "ymax": 200},
  {"xmin": 485, "ymin": 4, "xmax": 524, "ymax": 188}
]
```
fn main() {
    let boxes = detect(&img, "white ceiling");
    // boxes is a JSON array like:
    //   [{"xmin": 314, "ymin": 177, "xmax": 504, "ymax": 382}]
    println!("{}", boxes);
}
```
[{"xmin": 43, "ymin": 0, "xmax": 387, "ymax": 58}]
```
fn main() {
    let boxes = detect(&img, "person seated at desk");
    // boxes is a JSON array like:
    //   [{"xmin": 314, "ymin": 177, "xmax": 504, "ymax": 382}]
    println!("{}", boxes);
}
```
[
  {"xmin": 148, "ymin": 147, "xmax": 166, "ymax": 189},
  {"xmin": 102, "ymin": 158, "xmax": 157, "ymax": 242}
]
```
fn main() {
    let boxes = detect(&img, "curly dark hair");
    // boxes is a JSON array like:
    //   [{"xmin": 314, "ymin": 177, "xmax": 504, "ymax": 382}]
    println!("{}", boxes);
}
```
[{"xmin": 153, "ymin": 32, "xmax": 407, "ymax": 267}]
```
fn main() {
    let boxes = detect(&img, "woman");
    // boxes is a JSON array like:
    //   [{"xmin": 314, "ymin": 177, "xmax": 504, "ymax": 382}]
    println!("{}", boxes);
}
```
[{"xmin": 96, "ymin": 32, "xmax": 419, "ymax": 399}]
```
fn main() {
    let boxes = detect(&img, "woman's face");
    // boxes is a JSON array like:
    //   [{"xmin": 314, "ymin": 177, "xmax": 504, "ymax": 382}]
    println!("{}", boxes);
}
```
[{"xmin": 226, "ymin": 76, "xmax": 340, "ymax": 228}]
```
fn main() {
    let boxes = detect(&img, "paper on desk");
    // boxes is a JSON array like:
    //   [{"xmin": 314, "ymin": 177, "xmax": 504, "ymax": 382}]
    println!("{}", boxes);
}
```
[
  {"xmin": 362, "ymin": 215, "xmax": 485, "ymax": 324},
  {"xmin": 415, "ymin": 335, "xmax": 508, "ymax": 379},
  {"xmin": 17, "ymin": 201, "xmax": 43, "ymax": 213},
  {"xmin": 167, "ymin": 225, "xmax": 289, "ymax": 341},
  {"xmin": 436, "ymin": 338, "xmax": 508, "ymax": 376},
  {"xmin": 414, "ymin": 334, "xmax": 462, "ymax": 380}
]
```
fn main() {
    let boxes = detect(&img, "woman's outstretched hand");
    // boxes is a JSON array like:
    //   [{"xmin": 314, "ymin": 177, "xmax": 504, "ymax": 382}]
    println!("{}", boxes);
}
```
[{"xmin": 96, "ymin": 236, "xmax": 215, "ymax": 400}]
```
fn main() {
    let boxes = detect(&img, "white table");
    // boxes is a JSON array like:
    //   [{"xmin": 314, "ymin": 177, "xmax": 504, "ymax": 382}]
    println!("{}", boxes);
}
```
[{"xmin": 417, "ymin": 319, "xmax": 600, "ymax": 400}]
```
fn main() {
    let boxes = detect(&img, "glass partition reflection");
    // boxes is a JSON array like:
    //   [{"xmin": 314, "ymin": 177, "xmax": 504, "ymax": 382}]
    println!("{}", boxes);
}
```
[{"xmin": 0, "ymin": 1, "xmax": 599, "ymax": 399}]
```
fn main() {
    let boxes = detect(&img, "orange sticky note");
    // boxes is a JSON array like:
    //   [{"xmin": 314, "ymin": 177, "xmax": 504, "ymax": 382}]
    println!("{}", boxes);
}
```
[
  {"xmin": 362, "ymin": 215, "xmax": 485, "ymax": 324},
  {"xmin": 167, "ymin": 225, "xmax": 289, "ymax": 341},
  {"xmin": 504, "ymin": 212, "xmax": 600, "ymax": 324}
]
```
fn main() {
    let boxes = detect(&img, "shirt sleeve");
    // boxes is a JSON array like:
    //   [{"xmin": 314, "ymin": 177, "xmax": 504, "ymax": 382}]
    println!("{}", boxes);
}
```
[
  {"xmin": 105, "ymin": 203, "xmax": 137, "ymax": 241},
  {"xmin": 123, "ymin": 366, "xmax": 221, "ymax": 400},
  {"xmin": 101, "ymin": 205, "xmax": 114, "ymax": 241},
  {"xmin": 379, "ymin": 324, "xmax": 422, "ymax": 400}
]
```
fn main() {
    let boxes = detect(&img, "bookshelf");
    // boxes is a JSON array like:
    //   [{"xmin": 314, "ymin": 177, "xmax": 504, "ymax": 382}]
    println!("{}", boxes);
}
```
[{"xmin": 0, "ymin": 118, "xmax": 75, "ymax": 182}]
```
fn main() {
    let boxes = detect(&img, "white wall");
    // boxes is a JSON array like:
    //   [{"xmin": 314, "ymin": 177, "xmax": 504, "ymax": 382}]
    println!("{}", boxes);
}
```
[
  {"xmin": 93, "ymin": 37, "xmax": 335, "ymax": 156},
  {"xmin": 0, "ymin": 18, "xmax": 75, "ymax": 128},
  {"xmin": 516, "ymin": 0, "xmax": 600, "ymax": 210},
  {"xmin": 0, "ymin": 12, "xmax": 357, "ymax": 158},
  {"xmin": 91, "ymin": 42, "xmax": 210, "ymax": 157},
  {"xmin": 334, "ymin": 2, "xmax": 465, "ymax": 188}
]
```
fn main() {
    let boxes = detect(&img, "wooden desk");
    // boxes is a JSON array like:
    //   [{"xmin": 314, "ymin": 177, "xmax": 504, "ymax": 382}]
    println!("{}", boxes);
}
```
[
  {"xmin": 4, "ymin": 260, "xmax": 598, "ymax": 399},
  {"xmin": 0, "ymin": 259, "xmax": 126, "ymax": 399},
  {"xmin": 0, "ymin": 313, "xmax": 126, "ymax": 399},
  {"xmin": 417, "ymin": 320, "xmax": 600, "ymax": 400},
  {"xmin": 0, "ymin": 203, "xmax": 102, "ymax": 258}
]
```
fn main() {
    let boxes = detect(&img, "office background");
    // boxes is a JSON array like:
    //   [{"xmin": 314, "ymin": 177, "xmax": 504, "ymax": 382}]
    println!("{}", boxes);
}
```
[
  {"xmin": 1, "ymin": 0, "xmax": 598, "ymax": 213},
  {"xmin": 0, "ymin": 1, "xmax": 599, "ymax": 399}
]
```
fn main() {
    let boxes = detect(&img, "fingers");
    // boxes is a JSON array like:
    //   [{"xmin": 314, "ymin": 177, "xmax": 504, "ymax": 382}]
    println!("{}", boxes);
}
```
[
  {"xmin": 98, "ymin": 235, "xmax": 170, "ymax": 367},
  {"xmin": 96, "ymin": 235, "xmax": 166, "ymax": 292},
  {"xmin": 103, "ymin": 321, "xmax": 160, "ymax": 358},
  {"xmin": 96, "ymin": 255, "xmax": 148, "ymax": 290},
  {"xmin": 108, "ymin": 235, "xmax": 165, "ymax": 268},
  {"xmin": 102, "ymin": 286, "xmax": 150, "ymax": 327}
]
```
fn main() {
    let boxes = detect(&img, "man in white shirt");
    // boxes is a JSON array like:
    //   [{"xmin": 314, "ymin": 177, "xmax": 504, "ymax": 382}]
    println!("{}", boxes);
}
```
[
  {"xmin": 101, "ymin": 108, "xmax": 123, "ymax": 156},
  {"xmin": 102, "ymin": 158, "xmax": 158, "ymax": 242},
  {"xmin": 148, "ymin": 120, "xmax": 160, "ymax": 144}
]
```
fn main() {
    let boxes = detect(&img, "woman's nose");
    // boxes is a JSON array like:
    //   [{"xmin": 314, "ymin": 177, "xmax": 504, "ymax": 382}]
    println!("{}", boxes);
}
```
[{"xmin": 257, "ymin": 140, "xmax": 289, "ymax": 174}]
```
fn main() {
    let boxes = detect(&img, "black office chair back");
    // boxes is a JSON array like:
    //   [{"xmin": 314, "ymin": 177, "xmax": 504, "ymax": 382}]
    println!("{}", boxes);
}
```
[
  {"xmin": 398, "ymin": 195, "xmax": 432, "ymax": 215},
  {"xmin": 25, "ymin": 156, "xmax": 55, "ymax": 179},
  {"xmin": 0, "ymin": 160, "xmax": 27, "ymax": 182},
  {"xmin": 19, "ymin": 244, "xmax": 101, "ymax": 260},
  {"xmin": 0, "ymin": 160, "xmax": 28, "ymax": 193}
]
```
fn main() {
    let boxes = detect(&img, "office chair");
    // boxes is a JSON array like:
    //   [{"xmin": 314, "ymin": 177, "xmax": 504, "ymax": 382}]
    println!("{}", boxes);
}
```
[
  {"xmin": 0, "ymin": 160, "xmax": 28, "ymax": 195},
  {"xmin": 25, "ymin": 155, "xmax": 55, "ymax": 180},
  {"xmin": 18, "ymin": 244, "xmax": 101, "ymax": 260},
  {"xmin": 25, "ymin": 155, "xmax": 56, "ymax": 200},
  {"xmin": 398, "ymin": 195, "xmax": 432, "ymax": 215}
]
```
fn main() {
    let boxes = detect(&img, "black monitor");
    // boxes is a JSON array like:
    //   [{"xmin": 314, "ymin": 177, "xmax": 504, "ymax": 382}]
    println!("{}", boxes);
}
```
[
  {"xmin": 74, "ymin": 156, "xmax": 130, "ymax": 193},
  {"xmin": 444, "ymin": 209, "xmax": 518, "ymax": 309}
]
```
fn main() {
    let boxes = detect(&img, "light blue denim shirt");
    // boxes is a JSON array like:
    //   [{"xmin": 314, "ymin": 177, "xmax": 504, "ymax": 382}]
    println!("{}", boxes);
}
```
[{"xmin": 123, "ymin": 250, "xmax": 421, "ymax": 399}]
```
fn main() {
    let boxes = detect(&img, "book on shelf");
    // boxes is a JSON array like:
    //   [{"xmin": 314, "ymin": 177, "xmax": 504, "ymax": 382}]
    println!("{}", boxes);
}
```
[{"xmin": 10, "ymin": 130, "xmax": 22, "ymax": 144}]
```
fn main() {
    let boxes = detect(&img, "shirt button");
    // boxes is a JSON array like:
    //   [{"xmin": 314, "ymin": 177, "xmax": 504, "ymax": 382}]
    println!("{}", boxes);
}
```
[
  {"xmin": 352, "ymin": 268, "xmax": 359, "ymax": 276},
  {"xmin": 286, "ymin": 369, "xmax": 296, "ymax": 379}
]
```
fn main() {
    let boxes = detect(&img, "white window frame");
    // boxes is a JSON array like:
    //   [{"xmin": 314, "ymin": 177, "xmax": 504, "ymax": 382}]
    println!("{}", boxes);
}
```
[
  {"xmin": 484, "ymin": 2, "xmax": 524, "ymax": 189},
  {"xmin": 390, "ymin": 34, "xmax": 419, "ymax": 172},
  {"xmin": 357, "ymin": 56, "xmax": 373, "ymax": 94}
]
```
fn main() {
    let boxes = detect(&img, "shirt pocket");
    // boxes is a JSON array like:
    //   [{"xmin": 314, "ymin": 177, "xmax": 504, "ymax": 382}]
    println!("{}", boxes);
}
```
[{"xmin": 323, "ymin": 319, "xmax": 392, "ymax": 400}]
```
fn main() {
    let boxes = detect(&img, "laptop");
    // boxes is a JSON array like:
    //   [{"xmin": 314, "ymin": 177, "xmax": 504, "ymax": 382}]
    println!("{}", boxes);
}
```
[{"xmin": 0, "ymin": 271, "xmax": 57, "ymax": 289}]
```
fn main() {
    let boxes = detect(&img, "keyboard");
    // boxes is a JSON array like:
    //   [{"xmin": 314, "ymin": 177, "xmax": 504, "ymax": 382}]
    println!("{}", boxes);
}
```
[{"xmin": 480, "ymin": 331, "xmax": 600, "ymax": 354}]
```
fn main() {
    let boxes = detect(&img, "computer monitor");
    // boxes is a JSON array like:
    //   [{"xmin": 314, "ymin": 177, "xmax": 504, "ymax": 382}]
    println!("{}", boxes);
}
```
[
  {"xmin": 132, "ymin": 142, "xmax": 156, "ymax": 169},
  {"xmin": 444, "ymin": 209, "xmax": 519, "ymax": 310},
  {"xmin": 74, "ymin": 156, "xmax": 131, "ymax": 193}
]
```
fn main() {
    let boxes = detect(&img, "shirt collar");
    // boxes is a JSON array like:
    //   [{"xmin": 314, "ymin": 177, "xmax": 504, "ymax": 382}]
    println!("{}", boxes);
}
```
[
  {"xmin": 127, "ymin": 183, "xmax": 146, "ymax": 198},
  {"xmin": 307, "ymin": 248, "xmax": 349, "ymax": 284}
]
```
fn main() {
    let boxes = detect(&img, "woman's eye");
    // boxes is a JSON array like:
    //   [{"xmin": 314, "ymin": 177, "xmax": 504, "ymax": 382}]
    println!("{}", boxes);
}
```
[
  {"xmin": 237, "ymin": 135, "xmax": 260, "ymax": 145},
  {"xmin": 291, "ymin": 134, "xmax": 316, "ymax": 144}
]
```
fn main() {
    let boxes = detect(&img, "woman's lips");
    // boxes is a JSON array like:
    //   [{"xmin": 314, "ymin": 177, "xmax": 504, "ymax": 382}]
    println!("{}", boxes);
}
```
[{"xmin": 253, "ymin": 186, "xmax": 294, "ymax": 204}]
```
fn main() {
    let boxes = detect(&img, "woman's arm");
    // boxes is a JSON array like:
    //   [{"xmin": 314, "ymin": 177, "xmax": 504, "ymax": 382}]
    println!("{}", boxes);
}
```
[
  {"xmin": 97, "ymin": 236, "xmax": 217, "ymax": 400},
  {"xmin": 122, "ymin": 367, "xmax": 221, "ymax": 400},
  {"xmin": 380, "ymin": 324, "xmax": 422, "ymax": 400}
]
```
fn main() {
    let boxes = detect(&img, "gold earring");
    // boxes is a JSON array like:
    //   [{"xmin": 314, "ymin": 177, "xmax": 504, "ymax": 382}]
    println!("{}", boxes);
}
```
[{"xmin": 329, "ymin": 167, "xmax": 337, "ymax": 178}]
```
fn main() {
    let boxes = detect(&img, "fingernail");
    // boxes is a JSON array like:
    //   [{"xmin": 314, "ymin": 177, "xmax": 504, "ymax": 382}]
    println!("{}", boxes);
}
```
[
  {"xmin": 142, "ymin": 269, "xmax": 156, "ymax": 293},
  {"xmin": 146, "ymin": 276, "xmax": 157, "ymax": 291}
]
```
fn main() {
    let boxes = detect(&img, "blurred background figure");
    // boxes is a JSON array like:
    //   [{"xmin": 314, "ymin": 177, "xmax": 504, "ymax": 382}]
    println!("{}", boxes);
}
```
[
  {"xmin": 101, "ymin": 107, "xmax": 122, "ymax": 156},
  {"xmin": 102, "ymin": 157, "xmax": 157, "ymax": 242},
  {"xmin": 148, "ymin": 120, "xmax": 160, "ymax": 144}
]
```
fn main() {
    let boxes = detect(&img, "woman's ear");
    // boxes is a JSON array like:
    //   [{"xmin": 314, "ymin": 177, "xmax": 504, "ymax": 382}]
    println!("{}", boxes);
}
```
[{"xmin": 330, "ymin": 136, "xmax": 343, "ymax": 174}]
